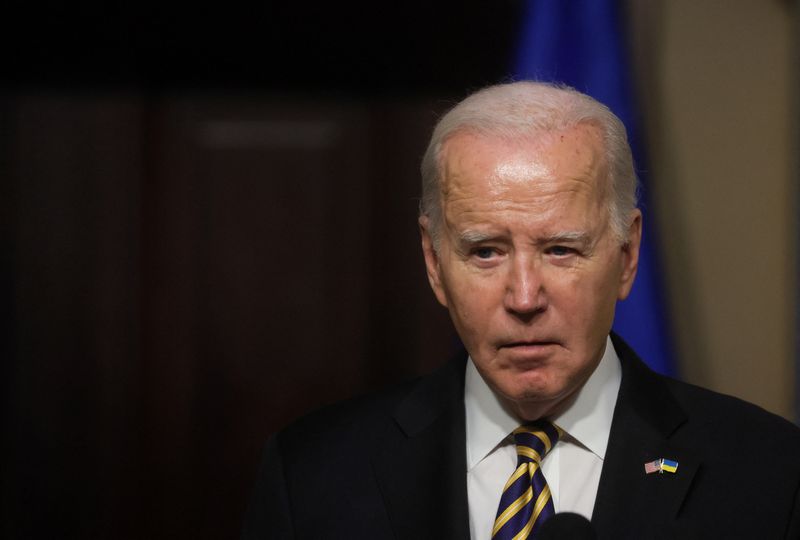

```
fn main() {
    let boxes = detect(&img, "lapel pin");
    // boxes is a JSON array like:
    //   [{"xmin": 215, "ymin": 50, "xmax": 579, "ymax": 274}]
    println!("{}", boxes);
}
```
[
  {"xmin": 644, "ymin": 459, "xmax": 661, "ymax": 474},
  {"xmin": 644, "ymin": 458, "xmax": 679, "ymax": 475},
  {"xmin": 661, "ymin": 459, "xmax": 679, "ymax": 473}
]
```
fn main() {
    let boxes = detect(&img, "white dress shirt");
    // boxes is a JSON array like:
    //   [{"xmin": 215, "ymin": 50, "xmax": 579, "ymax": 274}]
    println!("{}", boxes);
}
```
[{"xmin": 464, "ymin": 336, "xmax": 622, "ymax": 540}]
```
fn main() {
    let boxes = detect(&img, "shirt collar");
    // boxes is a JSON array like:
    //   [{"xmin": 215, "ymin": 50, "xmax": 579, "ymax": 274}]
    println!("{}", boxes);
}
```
[{"xmin": 464, "ymin": 335, "xmax": 622, "ymax": 470}]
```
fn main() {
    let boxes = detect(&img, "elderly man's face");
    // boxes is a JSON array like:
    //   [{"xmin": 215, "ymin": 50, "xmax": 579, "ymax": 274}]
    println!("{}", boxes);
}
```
[{"xmin": 420, "ymin": 125, "xmax": 641, "ymax": 420}]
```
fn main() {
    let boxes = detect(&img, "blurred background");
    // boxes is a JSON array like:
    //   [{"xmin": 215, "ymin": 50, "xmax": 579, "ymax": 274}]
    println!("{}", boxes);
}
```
[{"xmin": 2, "ymin": 1, "xmax": 797, "ymax": 538}]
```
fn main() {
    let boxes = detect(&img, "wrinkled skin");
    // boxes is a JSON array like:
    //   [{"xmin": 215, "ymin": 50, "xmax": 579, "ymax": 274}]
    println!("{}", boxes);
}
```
[{"xmin": 420, "ymin": 126, "xmax": 641, "ymax": 420}]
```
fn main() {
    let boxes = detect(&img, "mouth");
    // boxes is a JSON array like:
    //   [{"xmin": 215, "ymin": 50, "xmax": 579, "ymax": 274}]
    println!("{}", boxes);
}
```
[
  {"xmin": 500, "ymin": 340, "xmax": 559, "ymax": 349},
  {"xmin": 496, "ymin": 340, "xmax": 560, "ymax": 363}
]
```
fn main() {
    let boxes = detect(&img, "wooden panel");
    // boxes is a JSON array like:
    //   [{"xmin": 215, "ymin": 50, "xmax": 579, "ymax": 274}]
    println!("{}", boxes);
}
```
[
  {"xmin": 137, "ymin": 96, "xmax": 456, "ymax": 538},
  {"xmin": 4, "ymin": 95, "xmax": 144, "ymax": 539},
  {"xmin": 2, "ymin": 94, "xmax": 458, "ymax": 539}
]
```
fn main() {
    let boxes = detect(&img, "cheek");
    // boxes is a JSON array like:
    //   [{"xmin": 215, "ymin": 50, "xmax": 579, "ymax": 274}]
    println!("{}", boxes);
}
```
[
  {"xmin": 441, "ymin": 268, "xmax": 502, "ymax": 336},
  {"xmin": 450, "ymin": 286, "xmax": 491, "ymax": 332},
  {"xmin": 552, "ymin": 269, "xmax": 617, "ymax": 322},
  {"xmin": 574, "ymin": 277, "xmax": 620, "ymax": 333}
]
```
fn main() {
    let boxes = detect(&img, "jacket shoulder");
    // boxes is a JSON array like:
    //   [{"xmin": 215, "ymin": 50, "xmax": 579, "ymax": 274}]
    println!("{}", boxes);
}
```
[
  {"xmin": 278, "ymin": 377, "xmax": 416, "ymax": 450},
  {"xmin": 664, "ymin": 375, "xmax": 800, "ymax": 453},
  {"xmin": 274, "ymin": 354, "xmax": 467, "ymax": 464}
]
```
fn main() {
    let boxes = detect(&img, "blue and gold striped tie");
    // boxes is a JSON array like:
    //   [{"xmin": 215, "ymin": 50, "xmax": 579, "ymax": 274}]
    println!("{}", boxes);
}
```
[{"xmin": 492, "ymin": 421, "xmax": 562, "ymax": 539}]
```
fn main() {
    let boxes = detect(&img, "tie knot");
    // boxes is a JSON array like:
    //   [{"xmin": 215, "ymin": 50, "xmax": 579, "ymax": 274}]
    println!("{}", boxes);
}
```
[{"xmin": 512, "ymin": 421, "xmax": 561, "ymax": 464}]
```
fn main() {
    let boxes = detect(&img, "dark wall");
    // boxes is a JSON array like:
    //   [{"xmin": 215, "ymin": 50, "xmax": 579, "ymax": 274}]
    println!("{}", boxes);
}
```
[
  {"xmin": 2, "ymin": 2, "xmax": 522, "ymax": 94},
  {"xmin": 1, "ymin": 3, "xmax": 523, "ymax": 538},
  {"xmin": 2, "ymin": 93, "xmax": 462, "ymax": 539}
]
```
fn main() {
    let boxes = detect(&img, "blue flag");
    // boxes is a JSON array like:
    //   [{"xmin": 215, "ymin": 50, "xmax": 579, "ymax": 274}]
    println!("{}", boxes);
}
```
[{"xmin": 513, "ymin": 0, "xmax": 675, "ymax": 375}]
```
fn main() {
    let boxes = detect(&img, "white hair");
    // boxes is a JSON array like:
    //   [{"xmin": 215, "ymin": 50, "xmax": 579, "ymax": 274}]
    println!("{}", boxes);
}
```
[{"xmin": 419, "ymin": 81, "xmax": 639, "ymax": 249}]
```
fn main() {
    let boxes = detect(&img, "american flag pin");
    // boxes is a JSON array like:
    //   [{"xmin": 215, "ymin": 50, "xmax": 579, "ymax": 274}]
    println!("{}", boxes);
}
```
[{"xmin": 644, "ymin": 459, "xmax": 661, "ymax": 474}]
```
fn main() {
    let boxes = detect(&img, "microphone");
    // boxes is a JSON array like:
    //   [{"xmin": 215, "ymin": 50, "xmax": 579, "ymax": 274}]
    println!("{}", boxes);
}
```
[{"xmin": 538, "ymin": 512, "xmax": 597, "ymax": 540}]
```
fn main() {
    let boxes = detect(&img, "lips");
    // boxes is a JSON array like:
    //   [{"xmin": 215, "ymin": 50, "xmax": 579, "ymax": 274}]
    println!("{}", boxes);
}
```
[
  {"xmin": 500, "ymin": 340, "xmax": 558, "ymax": 349},
  {"xmin": 497, "ymin": 341, "xmax": 558, "ymax": 368}
]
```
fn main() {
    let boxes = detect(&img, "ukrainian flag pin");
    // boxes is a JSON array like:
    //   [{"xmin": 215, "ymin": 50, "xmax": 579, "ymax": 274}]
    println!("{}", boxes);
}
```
[
  {"xmin": 660, "ymin": 459, "xmax": 679, "ymax": 474},
  {"xmin": 644, "ymin": 458, "xmax": 679, "ymax": 474}
]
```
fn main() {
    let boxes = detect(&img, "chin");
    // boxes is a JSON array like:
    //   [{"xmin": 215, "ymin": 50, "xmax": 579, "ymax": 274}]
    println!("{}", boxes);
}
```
[
  {"xmin": 493, "ymin": 372, "xmax": 579, "ymax": 416},
  {"xmin": 498, "ymin": 376, "xmax": 562, "ymax": 405}
]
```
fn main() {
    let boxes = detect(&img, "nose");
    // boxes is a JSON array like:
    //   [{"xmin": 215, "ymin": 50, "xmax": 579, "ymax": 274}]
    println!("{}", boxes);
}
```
[{"xmin": 504, "ymin": 255, "xmax": 547, "ymax": 317}]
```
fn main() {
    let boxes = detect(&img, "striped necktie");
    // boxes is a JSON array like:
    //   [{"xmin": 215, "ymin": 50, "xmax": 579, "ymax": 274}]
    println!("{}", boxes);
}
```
[{"xmin": 492, "ymin": 421, "xmax": 562, "ymax": 539}]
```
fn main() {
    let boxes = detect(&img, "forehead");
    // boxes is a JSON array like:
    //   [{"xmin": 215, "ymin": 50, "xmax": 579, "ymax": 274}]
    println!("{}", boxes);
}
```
[{"xmin": 439, "ymin": 125, "xmax": 609, "ymax": 209}]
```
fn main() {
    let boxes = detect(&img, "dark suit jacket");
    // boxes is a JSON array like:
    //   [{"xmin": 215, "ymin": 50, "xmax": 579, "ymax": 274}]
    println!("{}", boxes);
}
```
[{"xmin": 241, "ymin": 335, "xmax": 800, "ymax": 539}]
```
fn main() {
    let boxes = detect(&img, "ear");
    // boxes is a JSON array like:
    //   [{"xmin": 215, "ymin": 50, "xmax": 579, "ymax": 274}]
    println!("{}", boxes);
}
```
[
  {"xmin": 617, "ymin": 209, "xmax": 642, "ymax": 301},
  {"xmin": 418, "ymin": 215, "xmax": 449, "ymax": 308}
]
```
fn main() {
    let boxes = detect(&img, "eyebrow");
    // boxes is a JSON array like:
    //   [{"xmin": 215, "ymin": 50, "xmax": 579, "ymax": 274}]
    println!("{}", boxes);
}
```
[
  {"xmin": 456, "ymin": 230, "xmax": 591, "ymax": 246},
  {"xmin": 457, "ymin": 230, "xmax": 497, "ymax": 244},
  {"xmin": 537, "ymin": 231, "xmax": 591, "ymax": 245}
]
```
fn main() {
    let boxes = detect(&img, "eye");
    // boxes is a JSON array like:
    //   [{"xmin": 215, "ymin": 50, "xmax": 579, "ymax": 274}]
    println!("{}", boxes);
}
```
[
  {"xmin": 474, "ymin": 247, "xmax": 496, "ymax": 259},
  {"xmin": 467, "ymin": 245, "xmax": 504, "ymax": 266},
  {"xmin": 547, "ymin": 245, "xmax": 575, "ymax": 257}
]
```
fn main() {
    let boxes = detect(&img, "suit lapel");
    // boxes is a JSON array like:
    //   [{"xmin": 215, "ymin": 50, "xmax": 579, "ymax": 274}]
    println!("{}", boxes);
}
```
[
  {"xmin": 371, "ymin": 358, "xmax": 471, "ymax": 540},
  {"xmin": 369, "ymin": 337, "xmax": 701, "ymax": 539},
  {"xmin": 592, "ymin": 335, "xmax": 700, "ymax": 538}
]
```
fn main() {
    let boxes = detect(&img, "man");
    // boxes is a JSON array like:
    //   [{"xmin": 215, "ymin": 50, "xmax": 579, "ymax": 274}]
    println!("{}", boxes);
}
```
[{"xmin": 241, "ymin": 82, "xmax": 800, "ymax": 539}]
